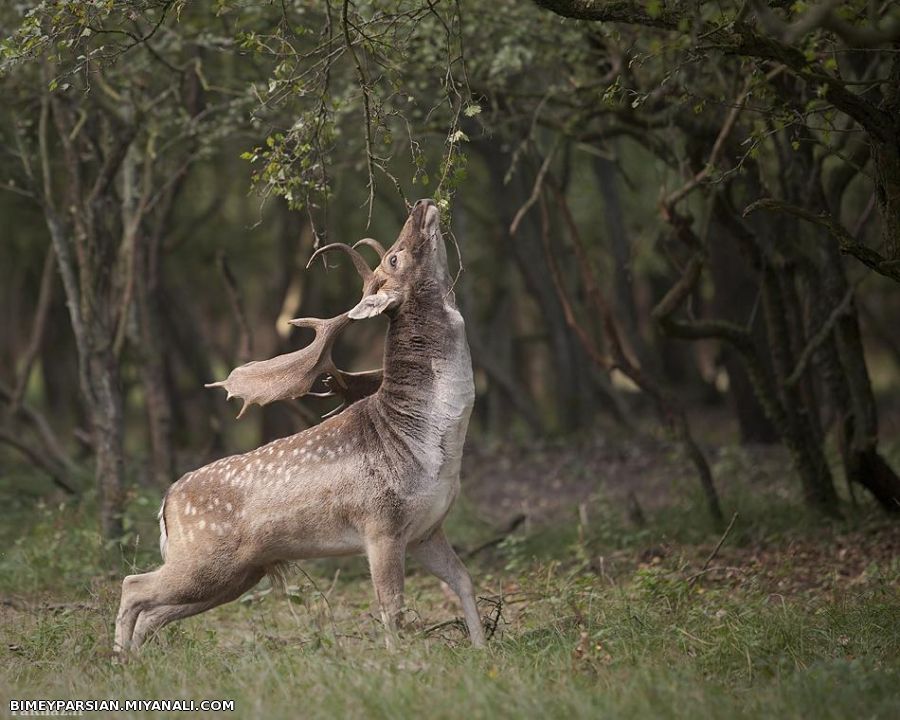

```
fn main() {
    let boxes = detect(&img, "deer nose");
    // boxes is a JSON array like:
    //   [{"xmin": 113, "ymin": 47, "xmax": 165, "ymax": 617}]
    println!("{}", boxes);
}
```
[{"xmin": 411, "ymin": 198, "xmax": 435, "ymax": 226}]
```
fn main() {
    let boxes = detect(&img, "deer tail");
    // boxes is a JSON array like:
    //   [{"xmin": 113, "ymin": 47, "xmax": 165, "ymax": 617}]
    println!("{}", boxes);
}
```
[{"xmin": 158, "ymin": 493, "xmax": 169, "ymax": 562}]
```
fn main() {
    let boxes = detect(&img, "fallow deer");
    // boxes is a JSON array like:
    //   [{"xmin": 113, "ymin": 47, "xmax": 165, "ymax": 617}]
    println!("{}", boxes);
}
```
[{"xmin": 114, "ymin": 199, "xmax": 485, "ymax": 650}]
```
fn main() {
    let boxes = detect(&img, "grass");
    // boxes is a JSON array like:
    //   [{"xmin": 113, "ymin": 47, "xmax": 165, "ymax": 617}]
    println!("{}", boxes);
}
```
[{"xmin": 1, "ymin": 462, "xmax": 899, "ymax": 719}]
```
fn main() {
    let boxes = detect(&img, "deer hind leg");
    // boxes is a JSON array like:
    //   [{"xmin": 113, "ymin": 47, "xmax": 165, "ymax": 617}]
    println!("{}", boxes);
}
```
[
  {"xmin": 366, "ymin": 535, "xmax": 406, "ymax": 650},
  {"xmin": 411, "ymin": 528, "xmax": 486, "ymax": 647},
  {"xmin": 118, "ymin": 563, "xmax": 264, "ymax": 651},
  {"xmin": 131, "ymin": 600, "xmax": 213, "ymax": 649},
  {"xmin": 115, "ymin": 570, "xmax": 163, "ymax": 653}
]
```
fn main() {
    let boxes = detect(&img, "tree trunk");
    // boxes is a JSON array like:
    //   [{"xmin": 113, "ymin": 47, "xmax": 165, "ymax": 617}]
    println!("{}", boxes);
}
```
[
  {"xmin": 45, "ymin": 211, "xmax": 127, "ymax": 537},
  {"xmin": 454, "ymin": 201, "xmax": 544, "ymax": 435},
  {"xmin": 819, "ymin": 241, "xmax": 900, "ymax": 510},
  {"xmin": 88, "ymin": 346, "xmax": 125, "ymax": 538},
  {"xmin": 40, "ymin": 280, "xmax": 85, "ymax": 434},
  {"xmin": 480, "ymin": 143, "xmax": 602, "ymax": 431},
  {"xmin": 760, "ymin": 267, "xmax": 838, "ymax": 512},
  {"xmin": 134, "ymin": 229, "xmax": 176, "ymax": 488},
  {"xmin": 593, "ymin": 156, "xmax": 652, "ymax": 370},
  {"xmin": 872, "ymin": 138, "xmax": 900, "ymax": 262},
  {"xmin": 708, "ymin": 217, "xmax": 777, "ymax": 443},
  {"xmin": 159, "ymin": 279, "xmax": 227, "ymax": 459}
]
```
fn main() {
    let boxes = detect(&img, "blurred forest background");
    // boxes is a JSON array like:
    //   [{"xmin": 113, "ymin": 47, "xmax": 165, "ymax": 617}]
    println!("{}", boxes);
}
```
[
  {"xmin": 1, "ymin": 0, "xmax": 899, "ymax": 543},
  {"xmin": 2, "ymin": 4, "xmax": 900, "ymax": 716}
]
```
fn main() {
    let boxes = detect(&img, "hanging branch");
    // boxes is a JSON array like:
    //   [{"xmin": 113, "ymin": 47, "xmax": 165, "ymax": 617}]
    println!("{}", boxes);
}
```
[
  {"xmin": 341, "ymin": 0, "xmax": 376, "ymax": 228},
  {"xmin": 509, "ymin": 140, "xmax": 559, "ymax": 236},
  {"xmin": 661, "ymin": 74, "xmax": 758, "ymax": 216}
]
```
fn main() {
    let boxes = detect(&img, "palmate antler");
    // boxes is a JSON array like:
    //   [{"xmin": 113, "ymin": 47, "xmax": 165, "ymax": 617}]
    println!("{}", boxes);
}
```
[{"xmin": 206, "ymin": 242, "xmax": 383, "ymax": 419}]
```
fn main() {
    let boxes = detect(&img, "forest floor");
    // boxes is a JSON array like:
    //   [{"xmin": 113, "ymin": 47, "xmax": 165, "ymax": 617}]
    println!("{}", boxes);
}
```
[{"xmin": 0, "ymin": 424, "xmax": 898, "ymax": 719}]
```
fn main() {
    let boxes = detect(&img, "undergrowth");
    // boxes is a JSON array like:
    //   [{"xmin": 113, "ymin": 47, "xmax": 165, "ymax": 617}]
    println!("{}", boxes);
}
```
[{"xmin": 0, "ymin": 465, "xmax": 898, "ymax": 719}]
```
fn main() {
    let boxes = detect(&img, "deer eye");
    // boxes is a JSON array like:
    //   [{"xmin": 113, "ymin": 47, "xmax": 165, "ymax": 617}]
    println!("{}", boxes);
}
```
[{"xmin": 389, "ymin": 255, "xmax": 398, "ymax": 268}]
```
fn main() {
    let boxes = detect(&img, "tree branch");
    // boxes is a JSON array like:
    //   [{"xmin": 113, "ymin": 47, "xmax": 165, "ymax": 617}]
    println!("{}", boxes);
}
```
[
  {"xmin": 785, "ymin": 282, "xmax": 855, "ymax": 387},
  {"xmin": 217, "ymin": 251, "xmax": 254, "ymax": 364},
  {"xmin": 10, "ymin": 246, "xmax": 56, "ymax": 412},
  {"xmin": 533, "ymin": 0, "xmax": 678, "ymax": 28},
  {"xmin": 539, "ymin": 173, "xmax": 722, "ymax": 523},
  {"xmin": 743, "ymin": 198, "xmax": 900, "ymax": 283},
  {"xmin": 0, "ymin": 429, "xmax": 77, "ymax": 495},
  {"xmin": 531, "ymin": 0, "xmax": 894, "ymax": 140}
]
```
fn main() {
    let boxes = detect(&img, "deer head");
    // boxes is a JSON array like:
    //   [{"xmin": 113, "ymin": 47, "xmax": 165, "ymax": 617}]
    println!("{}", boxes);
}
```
[
  {"xmin": 206, "ymin": 199, "xmax": 451, "ymax": 418},
  {"xmin": 347, "ymin": 198, "xmax": 451, "ymax": 319}
]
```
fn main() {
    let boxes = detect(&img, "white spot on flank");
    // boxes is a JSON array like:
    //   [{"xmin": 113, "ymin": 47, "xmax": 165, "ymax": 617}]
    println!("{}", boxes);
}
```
[
  {"xmin": 226, "ymin": 502, "xmax": 233, "ymax": 512},
  {"xmin": 198, "ymin": 519, "xmax": 206, "ymax": 529},
  {"xmin": 188, "ymin": 529, "xmax": 195, "ymax": 543},
  {"xmin": 214, "ymin": 497, "xmax": 219, "ymax": 506}
]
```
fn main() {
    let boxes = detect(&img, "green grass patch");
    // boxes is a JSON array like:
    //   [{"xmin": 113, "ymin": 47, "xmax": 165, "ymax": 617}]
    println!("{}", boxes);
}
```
[{"xmin": 1, "ymin": 467, "xmax": 898, "ymax": 718}]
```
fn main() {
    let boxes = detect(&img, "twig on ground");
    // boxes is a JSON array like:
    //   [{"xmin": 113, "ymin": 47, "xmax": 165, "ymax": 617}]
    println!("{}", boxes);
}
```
[
  {"xmin": 479, "ymin": 594, "xmax": 505, "ymax": 641},
  {"xmin": 423, "ymin": 618, "xmax": 466, "ymax": 636},
  {"xmin": 464, "ymin": 514, "xmax": 526, "ymax": 559},
  {"xmin": 688, "ymin": 512, "xmax": 738, "ymax": 587}
]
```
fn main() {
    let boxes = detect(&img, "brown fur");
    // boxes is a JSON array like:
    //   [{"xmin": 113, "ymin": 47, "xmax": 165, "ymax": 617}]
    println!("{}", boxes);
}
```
[{"xmin": 114, "ymin": 200, "xmax": 485, "ymax": 651}]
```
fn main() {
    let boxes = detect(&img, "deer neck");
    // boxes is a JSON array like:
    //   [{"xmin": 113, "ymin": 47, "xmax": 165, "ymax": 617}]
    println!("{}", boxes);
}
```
[{"xmin": 373, "ymin": 285, "xmax": 474, "ymax": 460}]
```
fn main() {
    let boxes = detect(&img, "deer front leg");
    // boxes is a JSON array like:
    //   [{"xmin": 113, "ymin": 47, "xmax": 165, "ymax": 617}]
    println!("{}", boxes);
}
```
[
  {"xmin": 411, "ymin": 528, "xmax": 486, "ymax": 647},
  {"xmin": 366, "ymin": 535, "xmax": 406, "ymax": 650}
]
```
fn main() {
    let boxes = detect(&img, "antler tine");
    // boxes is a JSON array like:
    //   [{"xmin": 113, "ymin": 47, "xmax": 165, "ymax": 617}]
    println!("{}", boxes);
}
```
[
  {"xmin": 353, "ymin": 237, "xmax": 386, "ymax": 258},
  {"xmin": 286, "ymin": 317, "xmax": 328, "ymax": 330},
  {"xmin": 208, "ymin": 243, "xmax": 386, "ymax": 420},
  {"xmin": 307, "ymin": 243, "xmax": 374, "ymax": 290},
  {"xmin": 206, "ymin": 313, "xmax": 351, "ymax": 418}
]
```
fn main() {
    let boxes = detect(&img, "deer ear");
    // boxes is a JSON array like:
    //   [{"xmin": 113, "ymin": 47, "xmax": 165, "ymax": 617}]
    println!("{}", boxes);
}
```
[{"xmin": 348, "ymin": 291, "xmax": 401, "ymax": 319}]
